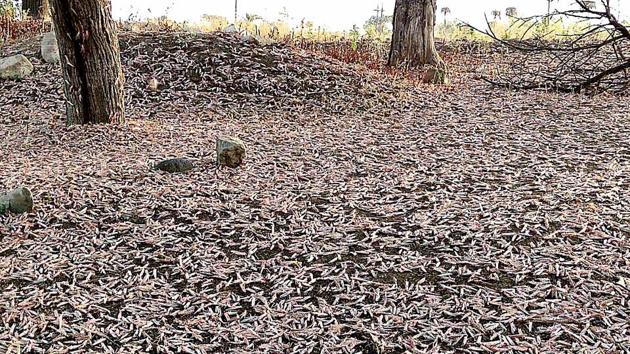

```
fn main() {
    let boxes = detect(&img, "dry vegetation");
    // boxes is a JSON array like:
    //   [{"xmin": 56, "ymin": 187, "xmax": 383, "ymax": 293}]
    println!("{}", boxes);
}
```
[{"xmin": 1, "ymin": 31, "xmax": 629, "ymax": 353}]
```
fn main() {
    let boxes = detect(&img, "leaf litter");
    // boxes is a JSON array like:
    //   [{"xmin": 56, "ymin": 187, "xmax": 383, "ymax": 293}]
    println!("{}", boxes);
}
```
[{"xmin": 0, "ymin": 32, "xmax": 629, "ymax": 353}]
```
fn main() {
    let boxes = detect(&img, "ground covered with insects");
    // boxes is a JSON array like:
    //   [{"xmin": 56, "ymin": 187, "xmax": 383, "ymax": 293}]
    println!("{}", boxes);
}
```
[{"xmin": 1, "ymin": 32, "xmax": 629, "ymax": 353}]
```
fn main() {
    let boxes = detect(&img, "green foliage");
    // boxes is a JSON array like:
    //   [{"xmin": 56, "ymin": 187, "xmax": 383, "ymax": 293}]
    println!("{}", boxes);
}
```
[
  {"xmin": 436, "ymin": 21, "xmax": 489, "ymax": 41},
  {"xmin": 200, "ymin": 14, "xmax": 229, "ymax": 32},
  {"xmin": 0, "ymin": 0, "xmax": 18, "ymax": 19},
  {"xmin": 437, "ymin": 17, "xmax": 610, "ymax": 42},
  {"xmin": 349, "ymin": 24, "xmax": 360, "ymax": 40},
  {"xmin": 245, "ymin": 13, "xmax": 262, "ymax": 22},
  {"xmin": 363, "ymin": 14, "xmax": 392, "ymax": 41}
]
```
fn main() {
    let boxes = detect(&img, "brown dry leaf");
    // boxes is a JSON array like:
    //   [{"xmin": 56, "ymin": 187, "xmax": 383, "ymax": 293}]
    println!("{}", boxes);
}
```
[{"xmin": 0, "ymin": 32, "xmax": 629, "ymax": 353}]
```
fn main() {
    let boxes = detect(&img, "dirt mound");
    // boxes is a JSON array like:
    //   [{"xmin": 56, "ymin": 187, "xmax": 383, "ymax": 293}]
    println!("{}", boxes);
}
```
[
  {"xmin": 124, "ymin": 33, "xmax": 367, "ymax": 109},
  {"xmin": 1, "ymin": 31, "xmax": 427, "ymax": 123}
]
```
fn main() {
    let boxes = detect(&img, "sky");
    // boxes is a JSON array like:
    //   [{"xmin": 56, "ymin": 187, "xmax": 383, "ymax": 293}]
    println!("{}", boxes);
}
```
[{"xmin": 111, "ymin": 0, "xmax": 630, "ymax": 31}]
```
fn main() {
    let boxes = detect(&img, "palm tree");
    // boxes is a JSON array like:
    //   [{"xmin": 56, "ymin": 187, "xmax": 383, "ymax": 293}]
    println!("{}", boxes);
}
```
[
  {"xmin": 506, "ymin": 7, "xmax": 517, "ymax": 18},
  {"xmin": 441, "ymin": 7, "xmax": 450, "ymax": 25},
  {"xmin": 581, "ymin": 0, "xmax": 596, "ymax": 10},
  {"xmin": 245, "ymin": 13, "xmax": 262, "ymax": 22},
  {"xmin": 546, "ymin": 0, "xmax": 560, "ymax": 17}
]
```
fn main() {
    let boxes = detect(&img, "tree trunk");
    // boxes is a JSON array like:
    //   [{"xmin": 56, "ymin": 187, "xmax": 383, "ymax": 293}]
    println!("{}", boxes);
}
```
[
  {"xmin": 388, "ymin": 0, "xmax": 443, "ymax": 68},
  {"xmin": 41, "ymin": 0, "xmax": 50, "ymax": 20},
  {"xmin": 49, "ymin": 0, "xmax": 125, "ymax": 125}
]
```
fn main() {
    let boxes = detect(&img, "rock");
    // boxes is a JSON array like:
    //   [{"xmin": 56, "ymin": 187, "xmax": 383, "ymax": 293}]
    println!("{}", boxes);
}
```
[
  {"xmin": 148, "ymin": 77, "xmax": 159, "ymax": 91},
  {"xmin": 241, "ymin": 33, "xmax": 260, "ymax": 45},
  {"xmin": 154, "ymin": 158, "xmax": 194, "ymax": 173},
  {"xmin": 422, "ymin": 67, "xmax": 450, "ymax": 85},
  {"xmin": 0, "ymin": 187, "xmax": 33, "ymax": 214},
  {"xmin": 224, "ymin": 24, "xmax": 239, "ymax": 33},
  {"xmin": 217, "ymin": 136, "xmax": 246, "ymax": 168},
  {"xmin": 0, "ymin": 54, "xmax": 34, "ymax": 80},
  {"xmin": 41, "ymin": 32, "xmax": 60, "ymax": 64}
]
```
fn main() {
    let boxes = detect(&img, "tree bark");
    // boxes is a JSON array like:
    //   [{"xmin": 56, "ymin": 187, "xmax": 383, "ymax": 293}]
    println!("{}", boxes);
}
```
[
  {"xmin": 388, "ymin": 0, "xmax": 443, "ymax": 68},
  {"xmin": 49, "ymin": 0, "xmax": 125, "ymax": 125}
]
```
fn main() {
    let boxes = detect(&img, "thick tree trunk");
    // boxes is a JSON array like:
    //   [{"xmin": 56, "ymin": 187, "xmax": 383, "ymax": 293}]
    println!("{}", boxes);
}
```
[
  {"xmin": 388, "ymin": 0, "xmax": 443, "ymax": 68},
  {"xmin": 49, "ymin": 0, "xmax": 125, "ymax": 125}
]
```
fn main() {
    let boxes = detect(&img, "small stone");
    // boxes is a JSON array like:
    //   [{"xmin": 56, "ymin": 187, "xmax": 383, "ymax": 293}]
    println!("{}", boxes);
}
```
[
  {"xmin": 224, "ymin": 24, "xmax": 239, "ymax": 33},
  {"xmin": 241, "ymin": 33, "xmax": 260, "ymax": 45},
  {"xmin": 0, "ymin": 187, "xmax": 33, "ymax": 214},
  {"xmin": 217, "ymin": 136, "xmax": 246, "ymax": 168},
  {"xmin": 0, "ymin": 54, "xmax": 34, "ymax": 80},
  {"xmin": 422, "ymin": 67, "xmax": 450, "ymax": 84},
  {"xmin": 41, "ymin": 32, "xmax": 60, "ymax": 64},
  {"xmin": 148, "ymin": 78, "xmax": 159, "ymax": 91},
  {"xmin": 154, "ymin": 158, "xmax": 194, "ymax": 173}
]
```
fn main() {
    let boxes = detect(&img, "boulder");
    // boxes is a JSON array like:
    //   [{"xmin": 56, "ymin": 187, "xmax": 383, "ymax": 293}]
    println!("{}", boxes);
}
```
[
  {"xmin": 41, "ymin": 32, "xmax": 60, "ymax": 64},
  {"xmin": 217, "ymin": 136, "xmax": 246, "ymax": 168},
  {"xmin": 422, "ymin": 67, "xmax": 449, "ymax": 85},
  {"xmin": 0, "ymin": 55, "xmax": 34, "ymax": 80},
  {"xmin": 154, "ymin": 158, "xmax": 194, "ymax": 173},
  {"xmin": 0, "ymin": 187, "xmax": 33, "ymax": 214}
]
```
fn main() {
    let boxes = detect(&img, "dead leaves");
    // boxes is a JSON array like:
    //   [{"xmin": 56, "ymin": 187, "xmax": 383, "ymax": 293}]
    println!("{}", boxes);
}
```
[{"xmin": 1, "ymin": 32, "xmax": 630, "ymax": 353}]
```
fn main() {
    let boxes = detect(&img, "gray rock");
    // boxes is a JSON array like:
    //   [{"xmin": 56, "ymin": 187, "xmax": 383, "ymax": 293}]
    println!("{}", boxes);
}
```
[
  {"xmin": 154, "ymin": 158, "xmax": 194, "ymax": 173},
  {"xmin": 217, "ymin": 136, "xmax": 246, "ymax": 168},
  {"xmin": 0, "ymin": 187, "xmax": 33, "ymax": 214},
  {"xmin": 224, "ymin": 24, "xmax": 239, "ymax": 33},
  {"xmin": 241, "ymin": 33, "xmax": 260, "ymax": 45},
  {"xmin": 223, "ymin": 25, "xmax": 259, "ymax": 44},
  {"xmin": 0, "ymin": 54, "xmax": 34, "ymax": 80},
  {"xmin": 41, "ymin": 32, "xmax": 60, "ymax": 64}
]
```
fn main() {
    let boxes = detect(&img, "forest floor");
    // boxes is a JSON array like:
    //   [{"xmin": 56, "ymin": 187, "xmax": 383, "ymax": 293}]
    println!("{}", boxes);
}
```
[{"xmin": 1, "ymin": 32, "xmax": 630, "ymax": 353}]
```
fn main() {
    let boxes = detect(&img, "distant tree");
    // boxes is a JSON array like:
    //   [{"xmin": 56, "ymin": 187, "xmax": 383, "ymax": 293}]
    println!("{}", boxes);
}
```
[
  {"xmin": 22, "ymin": 0, "xmax": 46, "ymax": 18},
  {"xmin": 305, "ymin": 20, "xmax": 314, "ymax": 35},
  {"xmin": 202, "ymin": 14, "xmax": 228, "ymax": 23},
  {"xmin": 278, "ymin": 6, "xmax": 289, "ymax": 21},
  {"xmin": 388, "ymin": 0, "xmax": 443, "ymax": 68},
  {"xmin": 0, "ymin": 0, "xmax": 18, "ymax": 18},
  {"xmin": 546, "ymin": 0, "xmax": 558, "ymax": 17},
  {"xmin": 505, "ymin": 7, "xmax": 517, "ymax": 18},
  {"xmin": 201, "ymin": 14, "xmax": 228, "ymax": 31},
  {"xmin": 440, "ymin": 6, "xmax": 450, "ymax": 25},
  {"xmin": 350, "ymin": 24, "xmax": 360, "ymax": 40},
  {"xmin": 479, "ymin": 0, "xmax": 630, "ymax": 93},
  {"xmin": 245, "ymin": 13, "xmax": 262, "ymax": 22},
  {"xmin": 363, "ymin": 13, "xmax": 393, "ymax": 38},
  {"xmin": 49, "ymin": 0, "xmax": 125, "ymax": 124}
]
